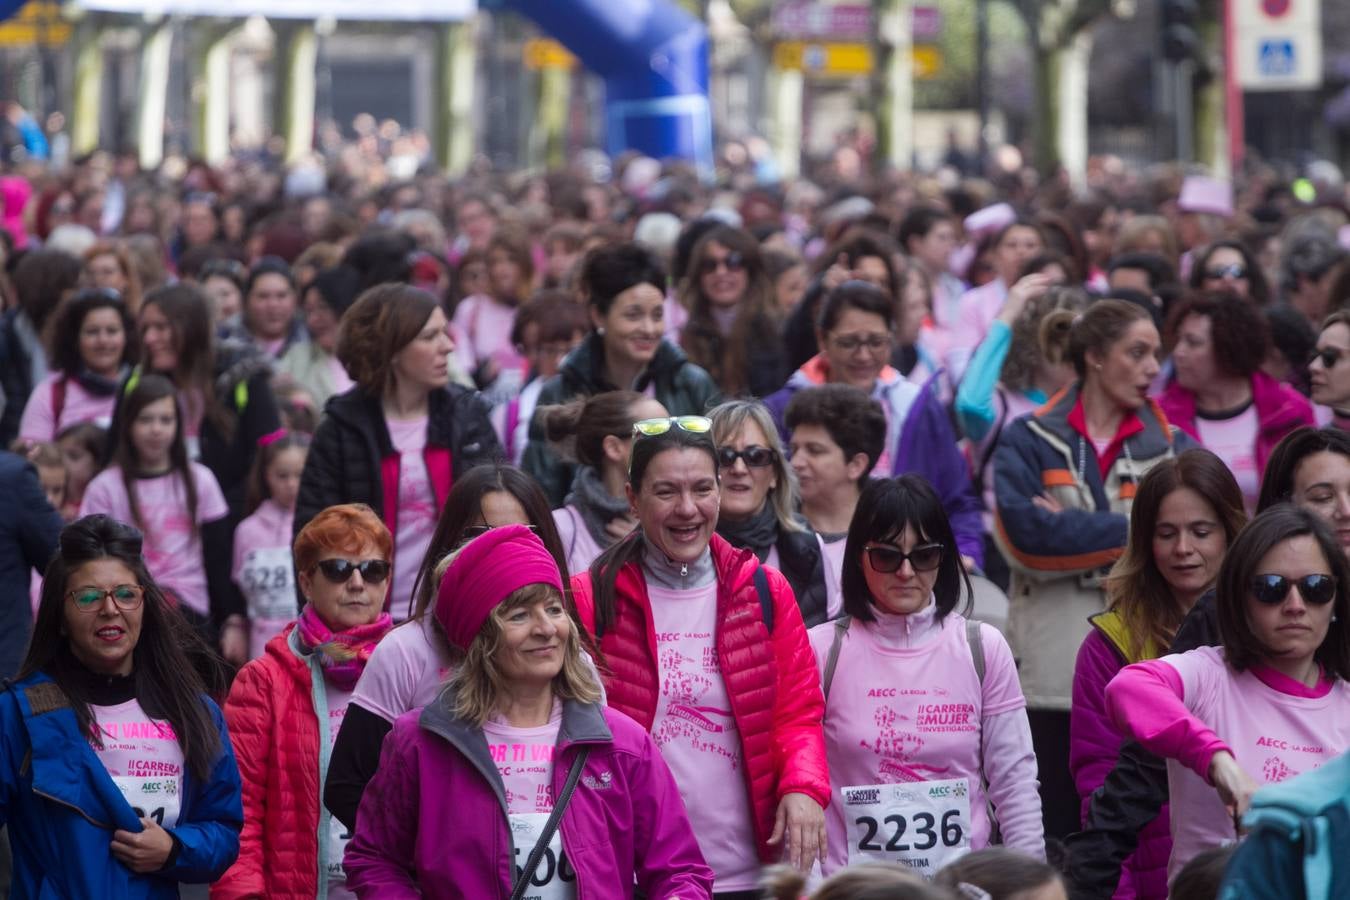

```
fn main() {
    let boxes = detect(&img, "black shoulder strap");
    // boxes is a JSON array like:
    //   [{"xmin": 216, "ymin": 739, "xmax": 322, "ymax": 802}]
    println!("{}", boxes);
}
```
[
  {"xmin": 509, "ymin": 745, "xmax": 591, "ymax": 900},
  {"xmin": 753, "ymin": 565, "xmax": 773, "ymax": 634}
]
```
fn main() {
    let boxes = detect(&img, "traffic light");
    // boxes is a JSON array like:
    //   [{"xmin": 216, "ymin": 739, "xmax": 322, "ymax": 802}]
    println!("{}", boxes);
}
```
[{"xmin": 1161, "ymin": 0, "xmax": 1200, "ymax": 63}]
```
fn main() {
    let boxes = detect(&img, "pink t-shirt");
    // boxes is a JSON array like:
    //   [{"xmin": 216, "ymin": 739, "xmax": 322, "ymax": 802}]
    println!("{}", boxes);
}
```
[
  {"xmin": 1159, "ymin": 646, "xmax": 1350, "ymax": 879},
  {"xmin": 324, "ymin": 680, "xmax": 357, "ymax": 900},
  {"xmin": 1194, "ymin": 404, "xmax": 1260, "ymax": 509},
  {"xmin": 232, "ymin": 499, "xmax": 297, "ymax": 659},
  {"xmin": 451, "ymin": 294, "xmax": 524, "ymax": 374},
  {"xmin": 90, "ymin": 699, "xmax": 186, "ymax": 829},
  {"xmin": 482, "ymin": 702, "xmax": 562, "ymax": 815},
  {"xmin": 351, "ymin": 616, "xmax": 454, "ymax": 723},
  {"xmin": 808, "ymin": 607, "xmax": 1027, "ymax": 876},
  {"xmin": 553, "ymin": 505, "xmax": 605, "ymax": 579},
  {"xmin": 80, "ymin": 463, "xmax": 229, "ymax": 617},
  {"xmin": 386, "ymin": 416, "xmax": 437, "ymax": 620},
  {"xmin": 818, "ymin": 534, "xmax": 847, "ymax": 620},
  {"xmin": 647, "ymin": 582, "xmax": 758, "ymax": 891},
  {"xmin": 19, "ymin": 372, "xmax": 116, "ymax": 441},
  {"xmin": 947, "ymin": 279, "xmax": 1007, "ymax": 384},
  {"xmin": 326, "ymin": 355, "xmax": 355, "ymax": 396}
]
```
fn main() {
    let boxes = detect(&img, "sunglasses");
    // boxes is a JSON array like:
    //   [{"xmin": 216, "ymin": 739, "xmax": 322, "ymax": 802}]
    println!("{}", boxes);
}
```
[
  {"xmin": 864, "ymin": 543, "xmax": 944, "ymax": 574},
  {"xmin": 700, "ymin": 252, "xmax": 745, "ymax": 275},
  {"xmin": 1250, "ymin": 574, "xmax": 1337, "ymax": 606},
  {"xmin": 1203, "ymin": 263, "xmax": 1247, "ymax": 281},
  {"xmin": 1310, "ymin": 347, "xmax": 1345, "ymax": 369},
  {"xmin": 67, "ymin": 584, "xmax": 144, "ymax": 613},
  {"xmin": 633, "ymin": 416, "xmax": 713, "ymax": 438},
  {"xmin": 313, "ymin": 559, "xmax": 391, "ymax": 585},
  {"xmin": 458, "ymin": 523, "xmax": 540, "ymax": 544},
  {"xmin": 717, "ymin": 446, "xmax": 777, "ymax": 469}
]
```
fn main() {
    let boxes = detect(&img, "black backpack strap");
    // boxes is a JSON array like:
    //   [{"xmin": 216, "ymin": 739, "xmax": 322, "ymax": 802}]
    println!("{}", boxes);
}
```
[{"xmin": 754, "ymin": 565, "xmax": 773, "ymax": 634}]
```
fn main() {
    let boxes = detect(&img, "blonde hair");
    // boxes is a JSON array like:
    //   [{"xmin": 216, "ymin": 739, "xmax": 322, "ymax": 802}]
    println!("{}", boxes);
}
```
[
  {"xmin": 761, "ymin": 863, "xmax": 953, "ymax": 900},
  {"xmin": 442, "ymin": 560, "xmax": 602, "ymax": 727}
]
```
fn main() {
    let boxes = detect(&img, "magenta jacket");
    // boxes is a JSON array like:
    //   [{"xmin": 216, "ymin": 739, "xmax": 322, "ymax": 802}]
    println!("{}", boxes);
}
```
[
  {"xmin": 1155, "ymin": 370, "xmax": 1315, "ymax": 475},
  {"xmin": 344, "ymin": 695, "xmax": 714, "ymax": 899},
  {"xmin": 1070, "ymin": 628, "xmax": 1171, "ymax": 899}
]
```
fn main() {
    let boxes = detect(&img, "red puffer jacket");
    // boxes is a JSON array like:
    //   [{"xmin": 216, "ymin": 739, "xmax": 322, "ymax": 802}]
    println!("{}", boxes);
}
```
[
  {"xmin": 571, "ymin": 534, "xmax": 830, "ymax": 863},
  {"xmin": 211, "ymin": 626, "xmax": 325, "ymax": 900}
]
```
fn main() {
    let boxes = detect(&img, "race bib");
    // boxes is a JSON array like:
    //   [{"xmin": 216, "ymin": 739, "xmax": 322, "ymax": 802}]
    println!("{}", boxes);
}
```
[
  {"xmin": 240, "ymin": 547, "xmax": 296, "ymax": 656},
  {"xmin": 841, "ymin": 778, "xmax": 972, "ymax": 879},
  {"xmin": 327, "ymin": 813, "xmax": 353, "ymax": 885},
  {"xmin": 111, "ymin": 774, "xmax": 182, "ymax": 829},
  {"xmin": 510, "ymin": 813, "xmax": 577, "ymax": 900}
]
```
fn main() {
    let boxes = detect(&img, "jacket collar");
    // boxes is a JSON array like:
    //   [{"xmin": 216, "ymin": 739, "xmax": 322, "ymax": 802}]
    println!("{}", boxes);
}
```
[
  {"xmin": 418, "ymin": 689, "xmax": 614, "ymax": 759},
  {"xmin": 790, "ymin": 354, "xmax": 901, "ymax": 391},
  {"xmin": 564, "ymin": 332, "xmax": 689, "ymax": 394},
  {"xmin": 1035, "ymin": 382, "xmax": 1174, "ymax": 467}
]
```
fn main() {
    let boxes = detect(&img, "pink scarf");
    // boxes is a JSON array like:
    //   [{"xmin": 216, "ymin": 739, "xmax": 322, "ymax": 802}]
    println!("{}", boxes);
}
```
[{"xmin": 295, "ymin": 604, "xmax": 393, "ymax": 691}]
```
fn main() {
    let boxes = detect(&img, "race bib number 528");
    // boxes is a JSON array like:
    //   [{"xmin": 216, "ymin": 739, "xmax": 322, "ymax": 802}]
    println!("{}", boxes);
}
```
[{"xmin": 842, "ymin": 778, "xmax": 972, "ymax": 879}]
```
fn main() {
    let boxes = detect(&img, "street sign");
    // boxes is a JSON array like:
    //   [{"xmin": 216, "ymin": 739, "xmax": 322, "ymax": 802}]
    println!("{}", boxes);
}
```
[
  {"xmin": 913, "ymin": 6, "xmax": 943, "ymax": 41},
  {"xmin": 524, "ymin": 38, "xmax": 576, "ymax": 70},
  {"xmin": 773, "ymin": 41, "xmax": 873, "ymax": 77},
  {"xmin": 771, "ymin": 1, "xmax": 872, "ymax": 41},
  {"xmin": 0, "ymin": 2, "xmax": 69, "ymax": 46},
  {"xmin": 913, "ymin": 44, "xmax": 942, "ymax": 79},
  {"xmin": 1234, "ymin": 0, "xmax": 1321, "ymax": 90}
]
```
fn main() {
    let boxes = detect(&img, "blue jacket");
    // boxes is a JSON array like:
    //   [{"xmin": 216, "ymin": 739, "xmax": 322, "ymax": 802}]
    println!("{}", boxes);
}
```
[
  {"xmin": 0, "ymin": 672, "xmax": 243, "ymax": 898},
  {"xmin": 1220, "ymin": 751, "xmax": 1350, "ymax": 900},
  {"xmin": 0, "ymin": 453, "xmax": 62, "ymax": 679},
  {"xmin": 763, "ymin": 356, "xmax": 984, "ymax": 566}
]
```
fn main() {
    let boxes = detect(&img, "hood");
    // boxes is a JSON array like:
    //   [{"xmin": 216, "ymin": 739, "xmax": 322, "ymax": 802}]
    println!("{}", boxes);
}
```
[{"xmin": 786, "ymin": 353, "xmax": 902, "ymax": 392}]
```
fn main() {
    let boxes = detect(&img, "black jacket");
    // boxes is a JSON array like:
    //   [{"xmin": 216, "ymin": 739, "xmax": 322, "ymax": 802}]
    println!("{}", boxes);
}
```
[
  {"xmin": 521, "ymin": 334, "xmax": 721, "ymax": 506},
  {"xmin": 1064, "ymin": 591, "xmax": 1220, "ymax": 899},
  {"xmin": 0, "ymin": 452, "xmax": 62, "ymax": 677},
  {"xmin": 0, "ymin": 309, "xmax": 39, "ymax": 448},
  {"xmin": 294, "ymin": 383, "xmax": 502, "ymax": 544},
  {"xmin": 198, "ymin": 339, "xmax": 283, "ymax": 522}
]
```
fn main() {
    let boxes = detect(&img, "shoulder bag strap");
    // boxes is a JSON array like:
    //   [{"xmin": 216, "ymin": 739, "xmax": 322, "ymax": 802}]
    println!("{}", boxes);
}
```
[
  {"xmin": 966, "ymin": 618, "xmax": 986, "ymax": 686},
  {"xmin": 753, "ymin": 565, "xmax": 774, "ymax": 634},
  {"xmin": 822, "ymin": 616, "xmax": 852, "ymax": 703},
  {"xmin": 509, "ymin": 745, "xmax": 592, "ymax": 900},
  {"xmin": 965, "ymin": 618, "xmax": 1001, "ymax": 843}
]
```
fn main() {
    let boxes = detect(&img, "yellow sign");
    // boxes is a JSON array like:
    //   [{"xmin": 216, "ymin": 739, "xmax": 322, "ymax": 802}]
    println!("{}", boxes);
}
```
[
  {"xmin": 0, "ymin": 2, "xmax": 70, "ymax": 47},
  {"xmin": 524, "ymin": 38, "xmax": 576, "ymax": 71},
  {"xmin": 774, "ymin": 41, "xmax": 873, "ymax": 77},
  {"xmin": 913, "ymin": 44, "xmax": 942, "ymax": 79}
]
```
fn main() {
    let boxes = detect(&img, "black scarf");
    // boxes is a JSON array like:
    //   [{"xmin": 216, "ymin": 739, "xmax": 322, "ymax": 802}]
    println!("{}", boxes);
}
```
[
  {"xmin": 73, "ymin": 364, "xmax": 129, "ymax": 397},
  {"xmin": 565, "ymin": 465, "xmax": 632, "ymax": 548},
  {"xmin": 716, "ymin": 503, "xmax": 780, "ymax": 558}
]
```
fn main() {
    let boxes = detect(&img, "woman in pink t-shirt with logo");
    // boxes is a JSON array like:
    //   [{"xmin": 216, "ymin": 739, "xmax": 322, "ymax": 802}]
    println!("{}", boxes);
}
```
[
  {"xmin": 810, "ymin": 475, "xmax": 1043, "ymax": 879},
  {"xmin": 345, "ymin": 524, "xmax": 714, "ymax": 898},
  {"xmin": 1106, "ymin": 504, "xmax": 1350, "ymax": 880}
]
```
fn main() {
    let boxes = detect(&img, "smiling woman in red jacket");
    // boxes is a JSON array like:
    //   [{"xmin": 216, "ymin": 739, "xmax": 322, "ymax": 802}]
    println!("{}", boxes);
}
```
[
  {"xmin": 570, "ymin": 416, "xmax": 831, "ymax": 898},
  {"xmin": 212, "ymin": 504, "xmax": 393, "ymax": 900}
]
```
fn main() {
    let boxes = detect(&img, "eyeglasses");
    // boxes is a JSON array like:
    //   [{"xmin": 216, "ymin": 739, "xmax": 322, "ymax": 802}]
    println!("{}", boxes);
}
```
[
  {"xmin": 717, "ymin": 446, "xmax": 777, "ymax": 469},
  {"xmin": 1310, "ymin": 347, "xmax": 1346, "ymax": 369},
  {"xmin": 700, "ymin": 252, "xmax": 745, "ymax": 275},
  {"xmin": 67, "ymin": 584, "xmax": 145, "ymax": 613},
  {"xmin": 313, "ymin": 559, "xmax": 391, "ymax": 585},
  {"xmin": 1250, "ymin": 573, "xmax": 1337, "ymax": 606},
  {"xmin": 458, "ymin": 523, "xmax": 540, "ymax": 544},
  {"xmin": 830, "ymin": 333, "xmax": 892, "ymax": 354},
  {"xmin": 633, "ymin": 416, "xmax": 713, "ymax": 438},
  {"xmin": 864, "ymin": 543, "xmax": 944, "ymax": 574},
  {"xmin": 1203, "ymin": 264, "xmax": 1247, "ymax": 281}
]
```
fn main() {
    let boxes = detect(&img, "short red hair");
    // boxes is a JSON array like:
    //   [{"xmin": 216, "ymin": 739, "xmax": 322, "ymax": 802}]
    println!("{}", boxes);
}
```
[{"xmin": 293, "ymin": 504, "xmax": 392, "ymax": 572}]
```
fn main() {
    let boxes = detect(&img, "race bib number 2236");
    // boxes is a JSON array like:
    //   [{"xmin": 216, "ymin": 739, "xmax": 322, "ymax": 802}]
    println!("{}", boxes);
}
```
[{"xmin": 842, "ymin": 777, "xmax": 972, "ymax": 879}]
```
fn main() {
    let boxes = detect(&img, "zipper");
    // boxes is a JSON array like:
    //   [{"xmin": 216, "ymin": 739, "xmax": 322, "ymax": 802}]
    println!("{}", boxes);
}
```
[{"xmin": 32, "ymin": 786, "xmax": 113, "ymax": 831}]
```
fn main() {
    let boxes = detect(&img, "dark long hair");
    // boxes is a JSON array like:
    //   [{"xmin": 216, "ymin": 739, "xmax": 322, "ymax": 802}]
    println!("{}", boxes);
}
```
[
  {"xmin": 140, "ymin": 284, "xmax": 232, "ymax": 440},
  {"xmin": 108, "ymin": 372, "xmax": 199, "ymax": 539},
  {"xmin": 21, "ymin": 515, "xmax": 223, "ymax": 779},
  {"xmin": 588, "ymin": 426, "xmax": 720, "ymax": 635},
  {"xmin": 1257, "ymin": 427, "xmax": 1350, "ymax": 512},
  {"xmin": 841, "ymin": 475, "xmax": 972, "ymax": 623}
]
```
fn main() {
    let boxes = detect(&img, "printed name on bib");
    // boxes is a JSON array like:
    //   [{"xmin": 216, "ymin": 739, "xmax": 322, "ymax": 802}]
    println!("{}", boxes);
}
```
[{"xmin": 843, "ymin": 778, "xmax": 972, "ymax": 879}]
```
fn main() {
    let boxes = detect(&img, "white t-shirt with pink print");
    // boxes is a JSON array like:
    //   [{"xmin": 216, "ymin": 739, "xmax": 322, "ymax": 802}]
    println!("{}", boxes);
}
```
[
  {"xmin": 232, "ymin": 498, "xmax": 297, "ymax": 659},
  {"xmin": 386, "ymin": 416, "xmax": 438, "ymax": 620},
  {"xmin": 79, "ymin": 463, "xmax": 229, "ymax": 618}
]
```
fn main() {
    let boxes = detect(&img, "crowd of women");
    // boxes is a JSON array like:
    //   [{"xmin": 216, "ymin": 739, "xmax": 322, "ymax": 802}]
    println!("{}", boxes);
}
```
[{"xmin": 1, "ymin": 149, "xmax": 1350, "ymax": 898}]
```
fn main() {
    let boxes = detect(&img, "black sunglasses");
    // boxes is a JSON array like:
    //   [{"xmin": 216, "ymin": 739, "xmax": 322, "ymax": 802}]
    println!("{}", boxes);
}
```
[
  {"xmin": 1250, "ymin": 574, "xmax": 1337, "ymax": 606},
  {"xmin": 700, "ymin": 252, "xmax": 745, "ymax": 275},
  {"xmin": 717, "ymin": 446, "xmax": 777, "ymax": 469},
  {"xmin": 1310, "ymin": 347, "xmax": 1345, "ymax": 369},
  {"xmin": 314, "ymin": 558, "xmax": 391, "ymax": 585},
  {"xmin": 1203, "ymin": 263, "xmax": 1247, "ymax": 281},
  {"xmin": 864, "ymin": 543, "xmax": 944, "ymax": 574},
  {"xmin": 458, "ymin": 523, "xmax": 539, "ymax": 545}
]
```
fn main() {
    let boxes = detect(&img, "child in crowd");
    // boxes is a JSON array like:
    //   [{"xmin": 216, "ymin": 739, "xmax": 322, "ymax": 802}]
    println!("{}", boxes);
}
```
[
  {"xmin": 233, "ymin": 429, "xmax": 310, "ymax": 659},
  {"xmin": 54, "ymin": 422, "xmax": 107, "ymax": 519}
]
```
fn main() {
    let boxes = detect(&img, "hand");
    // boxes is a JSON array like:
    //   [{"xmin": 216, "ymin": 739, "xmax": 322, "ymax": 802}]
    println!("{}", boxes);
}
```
[
  {"xmin": 768, "ymin": 792, "xmax": 826, "ymax": 871},
  {"xmin": 1031, "ymin": 493, "xmax": 1065, "ymax": 515},
  {"xmin": 220, "ymin": 618, "xmax": 248, "ymax": 666},
  {"xmin": 1209, "ymin": 751, "xmax": 1258, "ymax": 829},
  {"xmin": 111, "ymin": 818, "xmax": 175, "ymax": 873},
  {"xmin": 604, "ymin": 513, "xmax": 638, "ymax": 542},
  {"xmin": 996, "ymin": 273, "xmax": 1054, "ymax": 325},
  {"xmin": 959, "ymin": 554, "xmax": 978, "ymax": 573},
  {"xmin": 822, "ymin": 253, "xmax": 851, "ymax": 291}
]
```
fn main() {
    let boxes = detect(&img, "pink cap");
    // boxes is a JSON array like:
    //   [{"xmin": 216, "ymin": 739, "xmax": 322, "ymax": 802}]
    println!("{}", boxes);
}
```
[
  {"xmin": 1177, "ymin": 176, "xmax": 1233, "ymax": 218},
  {"xmin": 434, "ymin": 524, "xmax": 563, "ymax": 651},
  {"xmin": 963, "ymin": 203, "xmax": 1017, "ymax": 240}
]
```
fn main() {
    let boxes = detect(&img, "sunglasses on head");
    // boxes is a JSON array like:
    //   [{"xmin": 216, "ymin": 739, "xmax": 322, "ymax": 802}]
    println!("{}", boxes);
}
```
[
  {"xmin": 1310, "ymin": 347, "xmax": 1346, "ymax": 369},
  {"xmin": 1203, "ymin": 263, "xmax": 1247, "ymax": 281},
  {"xmin": 864, "ymin": 543, "xmax": 944, "ymax": 574},
  {"xmin": 458, "ymin": 523, "xmax": 540, "ymax": 545},
  {"xmin": 700, "ymin": 252, "xmax": 745, "ymax": 275},
  {"xmin": 313, "ymin": 559, "xmax": 391, "ymax": 585},
  {"xmin": 717, "ymin": 446, "xmax": 776, "ymax": 469},
  {"xmin": 1250, "ymin": 573, "xmax": 1337, "ymax": 606},
  {"xmin": 633, "ymin": 416, "xmax": 713, "ymax": 438}
]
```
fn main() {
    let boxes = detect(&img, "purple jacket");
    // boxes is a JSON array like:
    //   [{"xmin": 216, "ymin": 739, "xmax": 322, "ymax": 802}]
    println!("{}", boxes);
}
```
[
  {"xmin": 344, "ymin": 695, "xmax": 714, "ymax": 899},
  {"xmin": 764, "ymin": 356, "xmax": 984, "ymax": 565},
  {"xmin": 1070, "ymin": 626, "xmax": 1170, "ymax": 900}
]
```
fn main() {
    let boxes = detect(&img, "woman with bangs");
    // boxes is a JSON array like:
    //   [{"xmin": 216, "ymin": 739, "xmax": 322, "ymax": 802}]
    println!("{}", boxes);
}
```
[
  {"xmin": 1069, "ymin": 450, "xmax": 1246, "ymax": 900},
  {"xmin": 810, "ymin": 475, "xmax": 1042, "ymax": 880}
]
